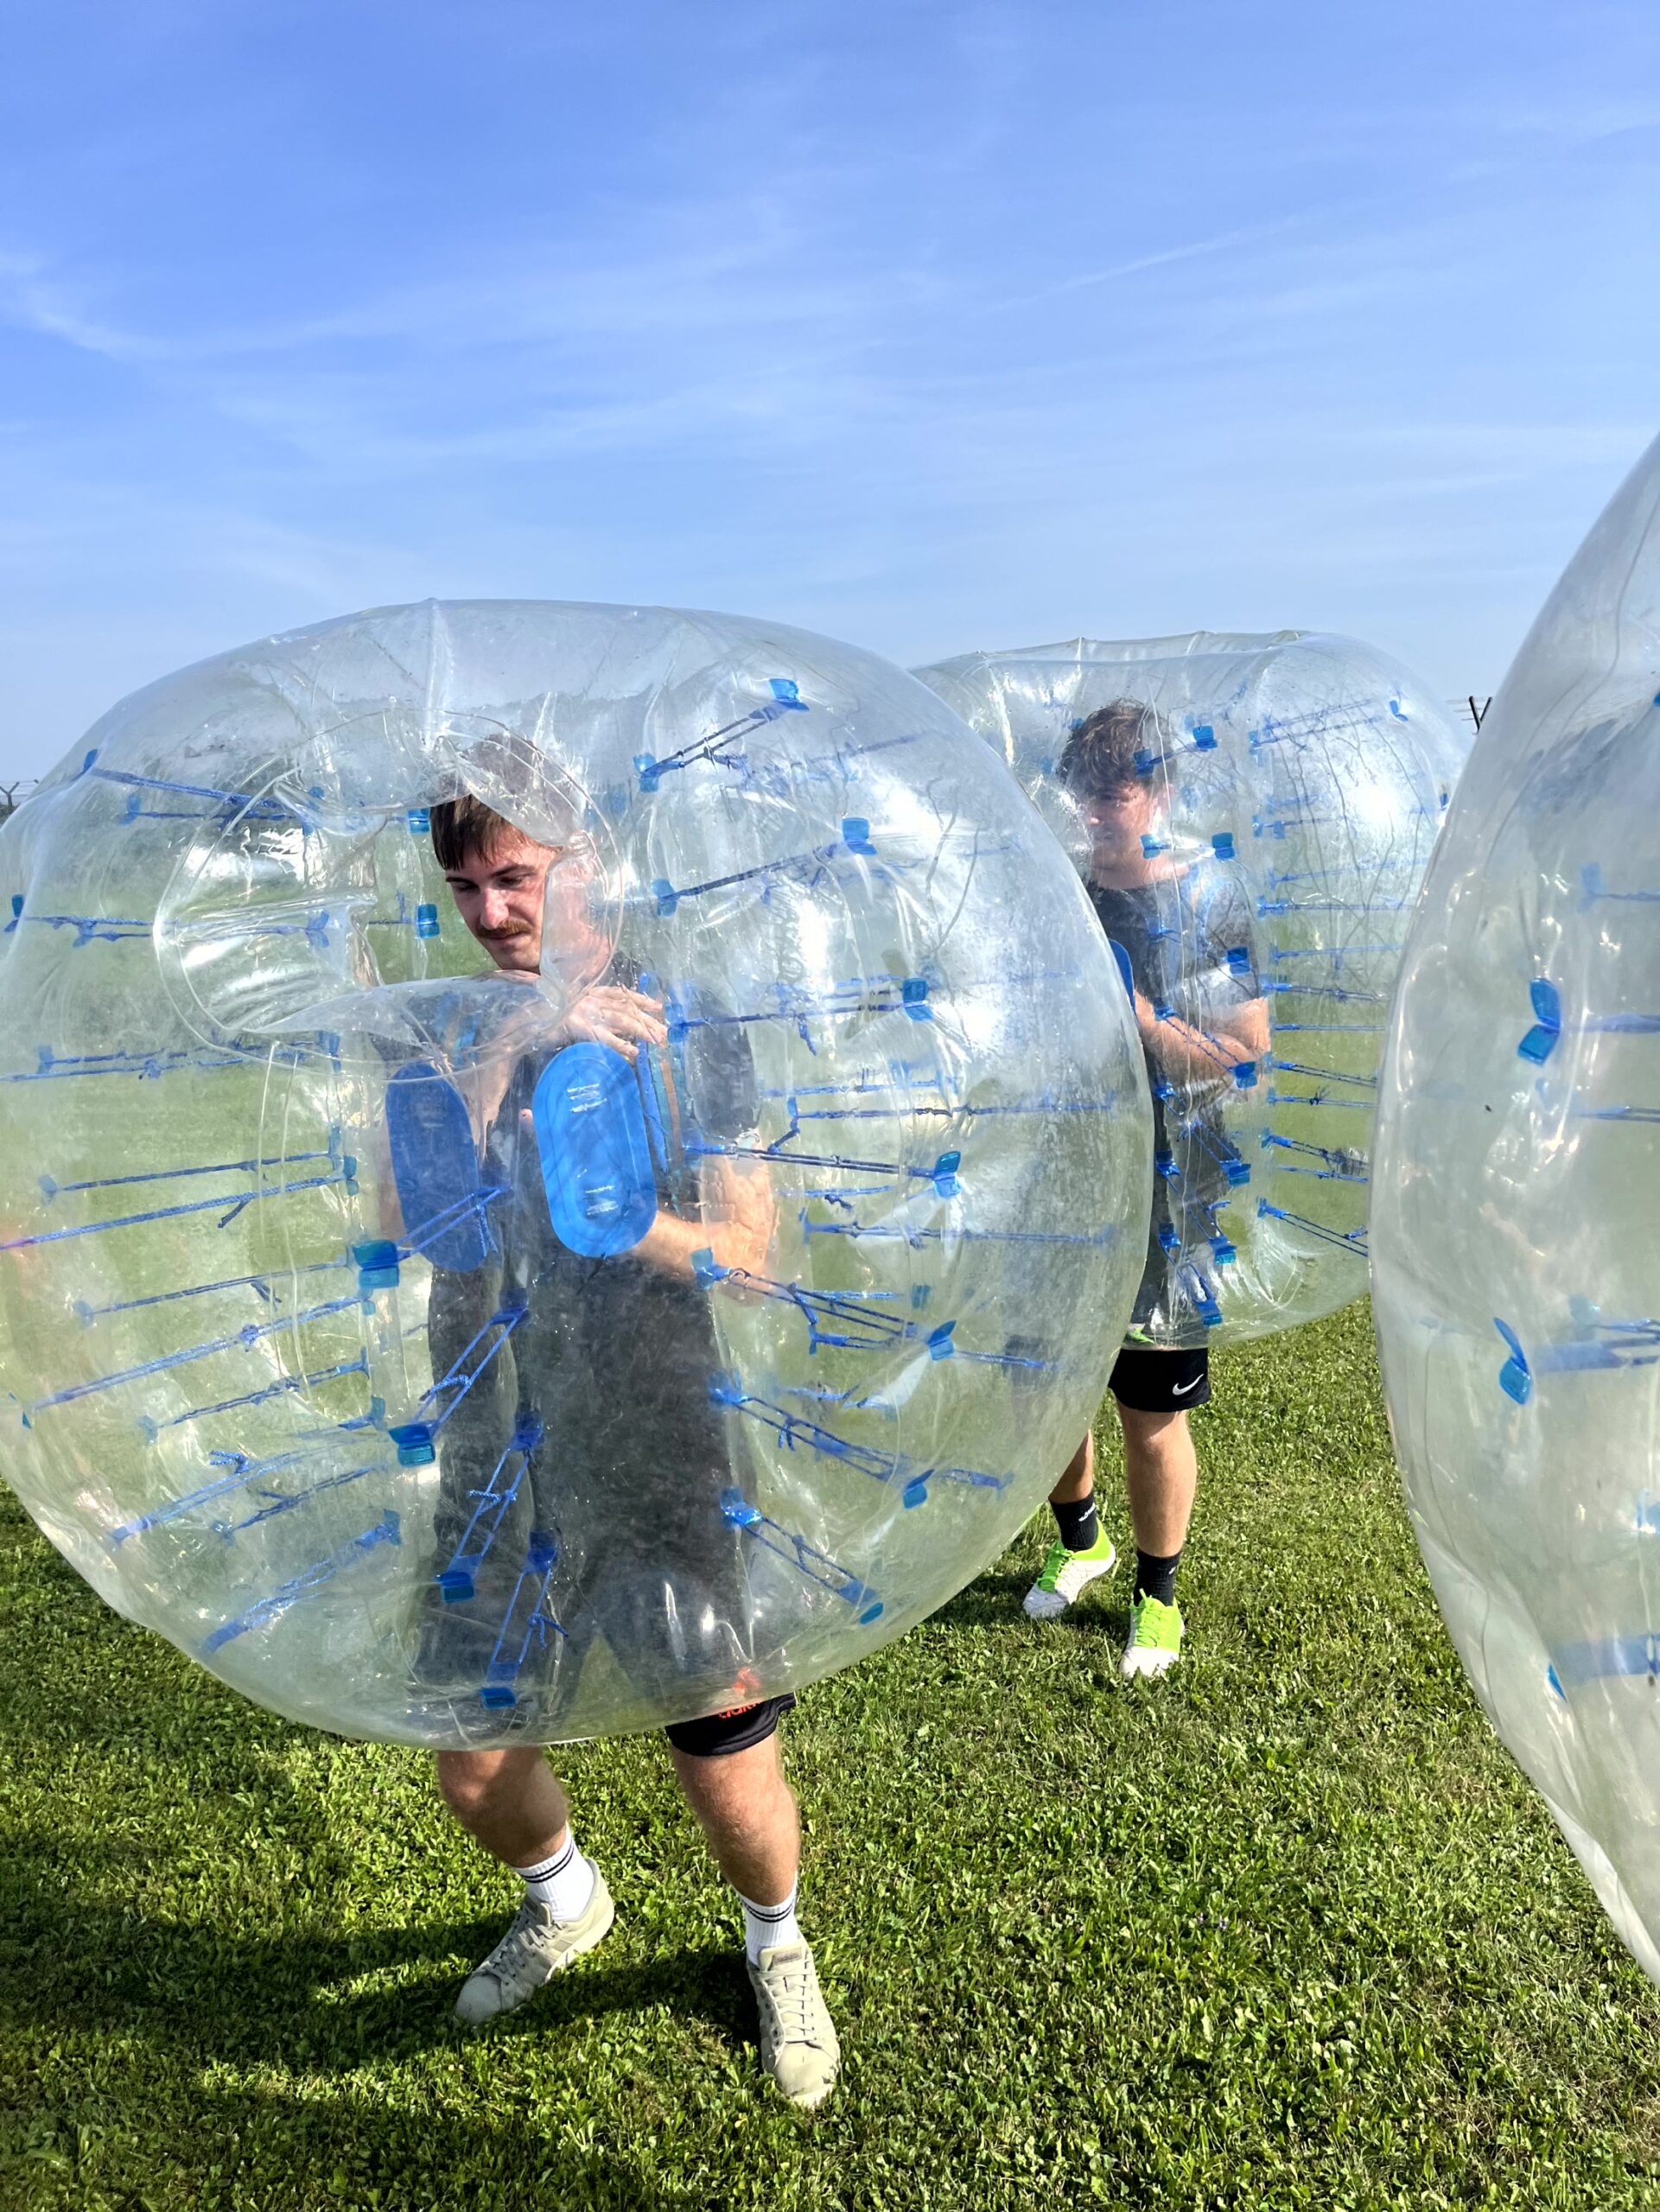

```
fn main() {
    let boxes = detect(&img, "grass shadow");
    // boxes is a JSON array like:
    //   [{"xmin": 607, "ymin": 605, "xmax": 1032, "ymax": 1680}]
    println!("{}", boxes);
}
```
[
  {"xmin": 0, "ymin": 1838, "xmax": 747, "ymax": 2070},
  {"xmin": 928, "ymin": 1570, "xmax": 1129, "ymax": 1643}
]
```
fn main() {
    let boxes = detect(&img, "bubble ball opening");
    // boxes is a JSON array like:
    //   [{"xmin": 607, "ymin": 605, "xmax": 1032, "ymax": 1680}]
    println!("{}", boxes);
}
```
[
  {"xmin": 1372, "ymin": 435, "xmax": 1660, "ymax": 1988},
  {"xmin": 915, "ymin": 630, "xmax": 1461, "ymax": 1346},
  {"xmin": 0, "ymin": 598, "xmax": 1152, "ymax": 1748}
]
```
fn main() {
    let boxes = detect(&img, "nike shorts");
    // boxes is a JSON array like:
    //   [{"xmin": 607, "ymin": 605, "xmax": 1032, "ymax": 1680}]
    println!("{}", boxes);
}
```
[
  {"xmin": 663, "ymin": 1693, "xmax": 796, "ymax": 1759},
  {"xmin": 1109, "ymin": 1344, "xmax": 1211, "ymax": 1414}
]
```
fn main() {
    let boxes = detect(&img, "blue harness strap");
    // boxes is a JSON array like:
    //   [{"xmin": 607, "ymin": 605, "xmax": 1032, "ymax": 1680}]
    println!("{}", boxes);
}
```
[{"xmin": 387, "ymin": 1063, "xmax": 493, "ymax": 1273}]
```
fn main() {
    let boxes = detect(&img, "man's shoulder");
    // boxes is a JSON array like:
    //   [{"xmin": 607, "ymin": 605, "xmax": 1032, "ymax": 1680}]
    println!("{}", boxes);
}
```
[
  {"xmin": 1177, "ymin": 861, "xmax": 1251, "ymax": 933},
  {"xmin": 1086, "ymin": 878, "xmax": 1154, "ymax": 924}
]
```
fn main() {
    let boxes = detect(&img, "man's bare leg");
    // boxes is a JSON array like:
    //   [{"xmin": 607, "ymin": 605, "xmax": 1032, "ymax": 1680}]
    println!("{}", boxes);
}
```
[
  {"xmin": 437, "ymin": 1748, "xmax": 614, "ymax": 2024},
  {"xmin": 1051, "ymin": 1429, "xmax": 1094, "ymax": 1508},
  {"xmin": 438, "ymin": 1732, "xmax": 835, "ymax": 2102},
  {"xmin": 672, "ymin": 1730, "xmax": 837, "ymax": 2107},
  {"xmin": 436, "ymin": 1745, "xmax": 569, "ymax": 1867},
  {"xmin": 435, "ymin": 1738, "xmax": 799, "ymax": 1915},
  {"xmin": 1045, "ymin": 1403, "xmax": 1198, "ymax": 1555},
  {"xmin": 1119, "ymin": 1404, "xmax": 1197, "ymax": 1560},
  {"xmin": 669, "ymin": 1734, "xmax": 800, "ymax": 1919}
]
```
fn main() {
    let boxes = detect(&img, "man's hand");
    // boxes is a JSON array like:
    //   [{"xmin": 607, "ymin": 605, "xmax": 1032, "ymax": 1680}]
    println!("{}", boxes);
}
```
[
  {"xmin": 560, "ymin": 985, "xmax": 667, "ymax": 1062},
  {"xmin": 1135, "ymin": 991, "xmax": 1269, "ymax": 1079},
  {"xmin": 700, "ymin": 1159, "xmax": 773, "ymax": 1281}
]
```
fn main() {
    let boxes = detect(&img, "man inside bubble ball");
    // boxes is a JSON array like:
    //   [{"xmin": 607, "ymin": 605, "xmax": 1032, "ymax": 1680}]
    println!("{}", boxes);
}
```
[
  {"xmin": 1021, "ymin": 703, "xmax": 1267, "ymax": 1677},
  {"xmin": 409, "ymin": 791, "xmax": 839, "ymax": 2111}
]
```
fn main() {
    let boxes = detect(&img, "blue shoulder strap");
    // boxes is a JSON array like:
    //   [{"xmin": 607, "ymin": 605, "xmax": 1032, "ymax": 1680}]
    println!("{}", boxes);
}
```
[
  {"xmin": 1105, "ymin": 937, "xmax": 1135, "ymax": 1002},
  {"xmin": 386, "ymin": 1062, "xmax": 493, "ymax": 1273}
]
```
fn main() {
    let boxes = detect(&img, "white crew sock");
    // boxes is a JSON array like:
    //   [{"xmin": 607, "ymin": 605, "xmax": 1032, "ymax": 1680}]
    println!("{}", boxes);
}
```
[
  {"xmin": 738, "ymin": 1881, "xmax": 802, "ymax": 1964},
  {"xmin": 514, "ymin": 1832, "xmax": 596, "ymax": 1923}
]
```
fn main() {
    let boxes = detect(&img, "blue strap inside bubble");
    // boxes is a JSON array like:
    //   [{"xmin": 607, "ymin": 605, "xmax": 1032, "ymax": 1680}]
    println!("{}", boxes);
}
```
[{"xmin": 387, "ymin": 1064, "xmax": 494, "ymax": 1274}]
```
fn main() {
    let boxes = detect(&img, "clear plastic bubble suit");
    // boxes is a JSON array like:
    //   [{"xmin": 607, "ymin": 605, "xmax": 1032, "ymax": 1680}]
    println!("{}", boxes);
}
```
[
  {"xmin": 917, "ymin": 632, "xmax": 1458, "ymax": 1344},
  {"xmin": 1372, "ymin": 435, "xmax": 1660, "ymax": 1986},
  {"xmin": 0, "ymin": 600, "xmax": 1150, "ymax": 1746}
]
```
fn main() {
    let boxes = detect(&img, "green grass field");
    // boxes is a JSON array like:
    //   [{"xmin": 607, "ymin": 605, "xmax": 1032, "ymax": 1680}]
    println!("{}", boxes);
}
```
[{"xmin": 3, "ymin": 1301, "xmax": 1658, "ymax": 2211}]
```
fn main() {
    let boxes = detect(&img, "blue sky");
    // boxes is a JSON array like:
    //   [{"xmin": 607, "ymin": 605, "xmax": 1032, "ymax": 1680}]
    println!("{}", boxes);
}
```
[{"xmin": 2, "ymin": 0, "xmax": 1657, "ymax": 775}]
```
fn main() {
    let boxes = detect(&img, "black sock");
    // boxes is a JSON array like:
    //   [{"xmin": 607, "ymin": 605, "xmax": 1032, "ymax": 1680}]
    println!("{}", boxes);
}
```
[
  {"xmin": 1052, "ymin": 1494, "xmax": 1099, "ymax": 1552},
  {"xmin": 1135, "ymin": 1548, "xmax": 1181, "ymax": 1606}
]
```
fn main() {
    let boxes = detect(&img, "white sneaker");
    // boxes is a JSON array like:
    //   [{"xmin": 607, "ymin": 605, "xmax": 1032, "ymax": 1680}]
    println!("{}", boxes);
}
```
[
  {"xmin": 1022, "ymin": 1534, "xmax": 1118, "ymax": 1620},
  {"xmin": 747, "ymin": 1940, "xmax": 841, "ymax": 2109},
  {"xmin": 454, "ymin": 1870, "xmax": 615, "ymax": 2024}
]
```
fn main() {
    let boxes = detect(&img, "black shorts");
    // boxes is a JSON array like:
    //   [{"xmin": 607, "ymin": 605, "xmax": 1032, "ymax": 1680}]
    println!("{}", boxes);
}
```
[
  {"xmin": 663, "ymin": 1693, "xmax": 796, "ymax": 1760},
  {"xmin": 1109, "ymin": 1344, "xmax": 1211, "ymax": 1414}
]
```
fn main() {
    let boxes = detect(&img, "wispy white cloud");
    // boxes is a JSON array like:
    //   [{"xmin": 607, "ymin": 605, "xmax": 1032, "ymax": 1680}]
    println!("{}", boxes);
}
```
[
  {"xmin": 998, "ymin": 214, "xmax": 1320, "ymax": 309},
  {"xmin": 0, "ymin": 251, "xmax": 156, "ymax": 363}
]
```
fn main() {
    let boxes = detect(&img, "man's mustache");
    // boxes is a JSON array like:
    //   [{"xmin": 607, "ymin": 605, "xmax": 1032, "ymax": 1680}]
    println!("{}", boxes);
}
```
[{"xmin": 480, "ymin": 919, "xmax": 535, "ymax": 939}]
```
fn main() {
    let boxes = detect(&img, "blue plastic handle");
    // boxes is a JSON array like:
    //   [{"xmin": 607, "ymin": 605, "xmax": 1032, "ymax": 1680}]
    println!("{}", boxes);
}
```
[
  {"xmin": 1518, "ymin": 977, "xmax": 1563, "ymax": 1065},
  {"xmin": 531, "ymin": 1042, "xmax": 659, "ymax": 1258}
]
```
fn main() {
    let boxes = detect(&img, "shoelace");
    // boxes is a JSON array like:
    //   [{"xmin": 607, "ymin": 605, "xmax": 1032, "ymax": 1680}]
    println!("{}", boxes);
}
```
[
  {"xmin": 1129, "ymin": 1599, "xmax": 1175, "ymax": 1649},
  {"xmin": 488, "ymin": 1904, "xmax": 549, "ymax": 1982},
  {"xmin": 761, "ymin": 1955, "xmax": 824, "ymax": 2046}
]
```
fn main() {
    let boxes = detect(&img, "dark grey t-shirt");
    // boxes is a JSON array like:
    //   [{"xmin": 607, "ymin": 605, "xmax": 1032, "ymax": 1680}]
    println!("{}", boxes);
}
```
[
  {"xmin": 1087, "ymin": 866, "xmax": 1259, "ymax": 1311},
  {"xmin": 452, "ymin": 973, "xmax": 760, "ymax": 1547}
]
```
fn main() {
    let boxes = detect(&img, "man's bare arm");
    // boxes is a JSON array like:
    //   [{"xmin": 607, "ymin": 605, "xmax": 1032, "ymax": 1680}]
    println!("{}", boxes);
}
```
[
  {"xmin": 626, "ymin": 1154, "xmax": 774, "ymax": 1283},
  {"xmin": 1134, "ymin": 991, "xmax": 1269, "ymax": 1084}
]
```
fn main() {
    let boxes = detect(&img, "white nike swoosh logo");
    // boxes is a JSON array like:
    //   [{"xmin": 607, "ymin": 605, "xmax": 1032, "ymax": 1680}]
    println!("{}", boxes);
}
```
[{"xmin": 1171, "ymin": 1376, "xmax": 1204, "ymax": 1396}]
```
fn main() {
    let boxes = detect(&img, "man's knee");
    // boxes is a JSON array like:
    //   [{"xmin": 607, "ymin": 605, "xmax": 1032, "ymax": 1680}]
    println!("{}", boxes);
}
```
[
  {"xmin": 676, "ymin": 1749, "xmax": 796, "ymax": 1863},
  {"xmin": 671, "ymin": 1728, "xmax": 788, "ymax": 1814},
  {"xmin": 435, "ymin": 1746, "xmax": 542, "ymax": 1825},
  {"xmin": 1116, "ymin": 1402, "xmax": 1186, "ymax": 1446}
]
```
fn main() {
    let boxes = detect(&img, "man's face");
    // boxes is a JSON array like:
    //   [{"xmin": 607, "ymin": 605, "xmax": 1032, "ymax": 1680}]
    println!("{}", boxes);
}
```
[
  {"xmin": 1076, "ymin": 781, "xmax": 1154, "ymax": 876},
  {"xmin": 444, "ymin": 827, "xmax": 557, "ymax": 975}
]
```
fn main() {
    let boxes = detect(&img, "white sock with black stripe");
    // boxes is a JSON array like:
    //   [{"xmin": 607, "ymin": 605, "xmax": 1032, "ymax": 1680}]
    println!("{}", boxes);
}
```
[
  {"xmin": 514, "ymin": 1832, "xmax": 596, "ymax": 1923},
  {"xmin": 738, "ymin": 1881, "xmax": 802, "ymax": 1963}
]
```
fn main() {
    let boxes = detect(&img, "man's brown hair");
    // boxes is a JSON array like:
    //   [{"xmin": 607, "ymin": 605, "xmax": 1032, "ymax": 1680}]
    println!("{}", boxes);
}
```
[
  {"xmin": 1057, "ymin": 699, "xmax": 1158, "ymax": 802},
  {"xmin": 429, "ymin": 793, "xmax": 521, "ymax": 873}
]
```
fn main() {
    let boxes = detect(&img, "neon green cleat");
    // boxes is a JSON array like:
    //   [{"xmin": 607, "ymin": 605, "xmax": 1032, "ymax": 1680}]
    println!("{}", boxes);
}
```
[
  {"xmin": 1022, "ymin": 1531, "xmax": 1118, "ymax": 1621},
  {"xmin": 1121, "ymin": 1592, "xmax": 1184, "ymax": 1679}
]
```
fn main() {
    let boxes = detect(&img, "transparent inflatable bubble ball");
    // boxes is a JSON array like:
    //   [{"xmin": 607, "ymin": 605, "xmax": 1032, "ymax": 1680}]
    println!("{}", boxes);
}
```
[
  {"xmin": 0, "ymin": 599, "xmax": 1151, "ymax": 1746},
  {"xmin": 1372, "ymin": 436, "xmax": 1660, "ymax": 1988},
  {"xmin": 916, "ymin": 631, "xmax": 1460, "ymax": 1346}
]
